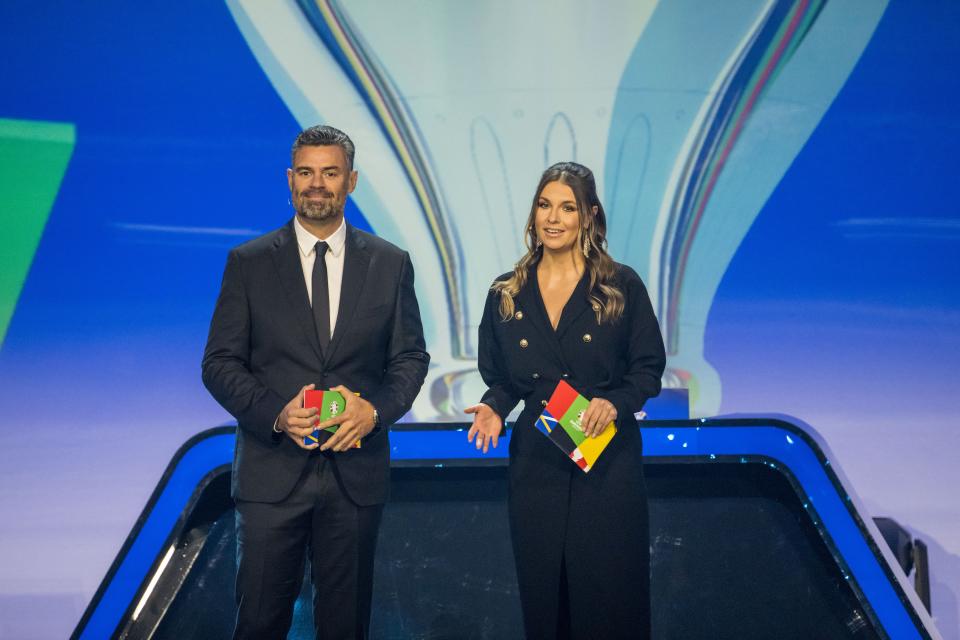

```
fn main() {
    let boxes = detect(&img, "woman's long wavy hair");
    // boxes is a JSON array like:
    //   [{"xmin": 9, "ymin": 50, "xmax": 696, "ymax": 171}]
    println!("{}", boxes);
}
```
[{"xmin": 492, "ymin": 162, "xmax": 625, "ymax": 323}]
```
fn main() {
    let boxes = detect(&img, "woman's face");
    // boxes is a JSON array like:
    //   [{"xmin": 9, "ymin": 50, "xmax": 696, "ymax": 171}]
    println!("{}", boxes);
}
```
[{"xmin": 535, "ymin": 180, "xmax": 582, "ymax": 255}]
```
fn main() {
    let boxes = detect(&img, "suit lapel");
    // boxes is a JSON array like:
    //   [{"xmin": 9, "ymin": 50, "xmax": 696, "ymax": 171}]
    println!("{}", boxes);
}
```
[
  {"xmin": 271, "ymin": 220, "xmax": 324, "ymax": 362},
  {"xmin": 325, "ymin": 224, "xmax": 370, "ymax": 365},
  {"xmin": 555, "ymin": 270, "xmax": 592, "ymax": 339},
  {"xmin": 516, "ymin": 265, "xmax": 571, "ymax": 370}
]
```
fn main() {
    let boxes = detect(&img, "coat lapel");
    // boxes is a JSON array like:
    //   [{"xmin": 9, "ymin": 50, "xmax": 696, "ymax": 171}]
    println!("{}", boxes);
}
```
[
  {"xmin": 325, "ymin": 224, "xmax": 370, "ymax": 365},
  {"xmin": 271, "ymin": 220, "xmax": 324, "ymax": 363},
  {"xmin": 516, "ymin": 265, "xmax": 571, "ymax": 370},
  {"xmin": 555, "ymin": 270, "xmax": 592, "ymax": 339}
]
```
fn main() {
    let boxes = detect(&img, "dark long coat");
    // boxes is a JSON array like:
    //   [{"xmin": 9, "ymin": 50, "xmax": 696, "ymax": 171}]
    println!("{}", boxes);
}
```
[{"xmin": 479, "ymin": 262, "xmax": 666, "ymax": 639}]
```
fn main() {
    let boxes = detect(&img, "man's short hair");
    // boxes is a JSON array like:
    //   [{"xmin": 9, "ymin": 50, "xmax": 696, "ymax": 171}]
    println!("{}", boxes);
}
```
[{"xmin": 291, "ymin": 125, "xmax": 356, "ymax": 170}]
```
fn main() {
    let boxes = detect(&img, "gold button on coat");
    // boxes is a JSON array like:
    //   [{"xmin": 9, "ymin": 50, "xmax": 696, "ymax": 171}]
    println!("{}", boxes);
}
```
[
  {"xmin": 541, "ymin": 399, "xmax": 548, "ymax": 407},
  {"xmin": 519, "ymin": 338, "xmax": 529, "ymax": 348},
  {"xmin": 582, "ymin": 333, "xmax": 592, "ymax": 343},
  {"xmin": 515, "ymin": 311, "xmax": 524, "ymax": 320}
]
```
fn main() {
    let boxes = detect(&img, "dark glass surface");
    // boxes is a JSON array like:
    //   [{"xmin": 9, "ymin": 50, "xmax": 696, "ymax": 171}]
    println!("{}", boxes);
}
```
[
  {"xmin": 647, "ymin": 463, "xmax": 877, "ymax": 639},
  {"xmin": 144, "ymin": 463, "xmax": 878, "ymax": 639}
]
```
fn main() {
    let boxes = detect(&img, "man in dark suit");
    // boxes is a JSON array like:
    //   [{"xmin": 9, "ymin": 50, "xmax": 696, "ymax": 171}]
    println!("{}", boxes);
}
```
[{"xmin": 202, "ymin": 125, "xmax": 429, "ymax": 639}]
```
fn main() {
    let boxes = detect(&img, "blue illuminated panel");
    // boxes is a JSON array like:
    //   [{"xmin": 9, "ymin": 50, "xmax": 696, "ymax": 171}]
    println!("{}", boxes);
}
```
[
  {"xmin": 76, "ymin": 433, "xmax": 235, "ymax": 640},
  {"xmin": 74, "ymin": 419, "xmax": 933, "ymax": 639}
]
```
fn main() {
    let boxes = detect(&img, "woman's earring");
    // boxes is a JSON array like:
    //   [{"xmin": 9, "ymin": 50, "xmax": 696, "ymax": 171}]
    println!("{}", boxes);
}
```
[{"xmin": 582, "ymin": 236, "xmax": 591, "ymax": 258}]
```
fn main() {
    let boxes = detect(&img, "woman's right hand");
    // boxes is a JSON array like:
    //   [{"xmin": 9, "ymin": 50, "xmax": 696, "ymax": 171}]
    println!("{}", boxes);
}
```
[{"xmin": 464, "ymin": 403, "xmax": 503, "ymax": 454}]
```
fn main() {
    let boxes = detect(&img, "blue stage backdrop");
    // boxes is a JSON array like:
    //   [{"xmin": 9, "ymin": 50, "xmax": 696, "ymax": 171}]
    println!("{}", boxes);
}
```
[{"xmin": 1, "ymin": 1, "xmax": 958, "ymax": 638}]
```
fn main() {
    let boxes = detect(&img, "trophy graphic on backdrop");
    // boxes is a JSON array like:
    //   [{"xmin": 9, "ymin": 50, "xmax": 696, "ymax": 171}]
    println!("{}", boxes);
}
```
[{"xmin": 226, "ymin": 0, "xmax": 886, "ymax": 418}]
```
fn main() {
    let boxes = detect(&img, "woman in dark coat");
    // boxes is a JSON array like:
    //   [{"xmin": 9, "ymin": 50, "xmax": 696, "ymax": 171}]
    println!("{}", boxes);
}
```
[{"xmin": 466, "ymin": 162, "xmax": 666, "ymax": 639}]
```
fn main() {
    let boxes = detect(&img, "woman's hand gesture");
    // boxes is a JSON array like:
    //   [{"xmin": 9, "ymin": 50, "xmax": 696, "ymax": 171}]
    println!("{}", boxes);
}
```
[{"xmin": 464, "ymin": 403, "xmax": 503, "ymax": 454}]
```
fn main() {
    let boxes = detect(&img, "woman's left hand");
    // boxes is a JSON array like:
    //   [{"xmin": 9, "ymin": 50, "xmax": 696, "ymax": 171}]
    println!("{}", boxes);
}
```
[{"xmin": 581, "ymin": 397, "xmax": 617, "ymax": 438}]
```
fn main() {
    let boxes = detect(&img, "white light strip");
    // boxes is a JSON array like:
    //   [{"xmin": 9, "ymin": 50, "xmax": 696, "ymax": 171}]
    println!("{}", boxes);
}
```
[
  {"xmin": 113, "ymin": 223, "xmax": 265, "ymax": 237},
  {"xmin": 132, "ymin": 544, "xmax": 176, "ymax": 621}
]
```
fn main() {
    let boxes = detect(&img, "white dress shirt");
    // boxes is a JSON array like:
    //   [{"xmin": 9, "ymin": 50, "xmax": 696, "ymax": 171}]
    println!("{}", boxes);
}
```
[{"xmin": 293, "ymin": 215, "xmax": 346, "ymax": 339}]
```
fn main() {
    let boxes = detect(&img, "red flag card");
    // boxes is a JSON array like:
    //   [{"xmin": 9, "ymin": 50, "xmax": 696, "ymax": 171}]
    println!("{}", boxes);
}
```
[
  {"xmin": 303, "ymin": 389, "xmax": 361, "ymax": 449},
  {"xmin": 535, "ymin": 380, "xmax": 616, "ymax": 472}
]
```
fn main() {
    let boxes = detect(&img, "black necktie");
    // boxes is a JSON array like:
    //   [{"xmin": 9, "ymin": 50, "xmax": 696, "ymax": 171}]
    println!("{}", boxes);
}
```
[{"xmin": 312, "ymin": 241, "xmax": 331, "ymax": 354}]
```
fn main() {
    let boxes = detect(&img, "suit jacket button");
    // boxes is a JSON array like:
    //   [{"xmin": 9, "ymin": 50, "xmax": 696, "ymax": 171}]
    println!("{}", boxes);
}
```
[
  {"xmin": 561, "ymin": 373, "xmax": 569, "ymax": 379},
  {"xmin": 519, "ymin": 338, "xmax": 529, "ymax": 348},
  {"xmin": 515, "ymin": 311, "xmax": 524, "ymax": 320},
  {"xmin": 582, "ymin": 333, "xmax": 592, "ymax": 343},
  {"xmin": 532, "ymin": 372, "xmax": 540, "ymax": 379},
  {"xmin": 541, "ymin": 399, "xmax": 548, "ymax": 407}
]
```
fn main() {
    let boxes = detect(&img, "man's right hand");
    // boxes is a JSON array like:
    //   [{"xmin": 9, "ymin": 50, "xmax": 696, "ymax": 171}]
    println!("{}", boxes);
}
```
[{"xmin": 276, "ymin": 384, "xmax": 320, "ymax": 450}]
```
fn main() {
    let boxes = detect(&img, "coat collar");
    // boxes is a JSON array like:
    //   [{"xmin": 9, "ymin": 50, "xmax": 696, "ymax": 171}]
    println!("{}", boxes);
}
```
[
  {"xmin": 270, "ymin": 219, "xmax": 371, "ymax": 366},
  {"xmin": 514, "ymin": 262, "xmax": 593, "ymax": 368},
  {"xmin": 271, "ymin": 219, "xmax": 323, "ymax": 362},
  {"xmin": 325, "ymin": 223, "xmax": 370, "ymax": 364},
  {"xmin": 554, "ymin": 268, "xmax": 593, "ymax": 339}
]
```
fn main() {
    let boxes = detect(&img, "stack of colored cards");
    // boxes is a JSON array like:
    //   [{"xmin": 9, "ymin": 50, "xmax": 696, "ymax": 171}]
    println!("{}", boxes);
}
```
[
  {"xmin": 535, "ymin": 380, "xmax": 616, "ymax": 472},
  {"xmin": 303, "ymin": 389, "xmax": 360, "ymax": 448}
]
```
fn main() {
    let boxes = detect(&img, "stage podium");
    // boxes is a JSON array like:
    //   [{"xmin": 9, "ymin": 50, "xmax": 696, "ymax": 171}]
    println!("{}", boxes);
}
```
[{"xmin": 73, "ymin": 414, "xmax": 939, "ymax": 639}]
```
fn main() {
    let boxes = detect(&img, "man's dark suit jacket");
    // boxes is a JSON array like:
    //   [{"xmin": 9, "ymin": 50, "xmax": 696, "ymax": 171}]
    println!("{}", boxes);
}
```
[{"xmin": 202, "ymin": 220, "xmax": 429, "ymax": 506}]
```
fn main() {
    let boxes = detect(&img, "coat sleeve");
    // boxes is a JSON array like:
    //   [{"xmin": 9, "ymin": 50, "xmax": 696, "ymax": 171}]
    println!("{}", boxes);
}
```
[
  {"xmin": 601, "ymin": 267, "xmax": 666, "ymax": 419},
  {"xmin": 478, "ymin": 289, "xmax": 522, "ymax": 422},
  {"xmin": 201, "ymin": 249, "xmax": 287, "ymax": 445},
  {"xmin": 365, "ymin": 251, "xmax": 430, "ymax": 427}
]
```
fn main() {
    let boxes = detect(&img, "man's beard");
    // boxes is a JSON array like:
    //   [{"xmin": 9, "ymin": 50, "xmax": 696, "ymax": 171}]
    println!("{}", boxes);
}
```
[{"xmin": 296, "ymin": 189, "xmax": 342, "ymax": 221}]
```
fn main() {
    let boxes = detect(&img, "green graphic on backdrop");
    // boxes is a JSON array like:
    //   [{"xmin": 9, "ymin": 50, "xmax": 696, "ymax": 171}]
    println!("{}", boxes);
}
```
[{"xmin": 0, "ymin": 118, "xmax": 76, "ymax": 346}]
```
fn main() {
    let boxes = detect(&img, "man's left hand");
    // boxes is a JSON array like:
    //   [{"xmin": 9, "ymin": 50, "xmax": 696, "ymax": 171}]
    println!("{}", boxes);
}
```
[{"xmin": 318, "ymin": 385, "xmax": 377, "ymax": 452}]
